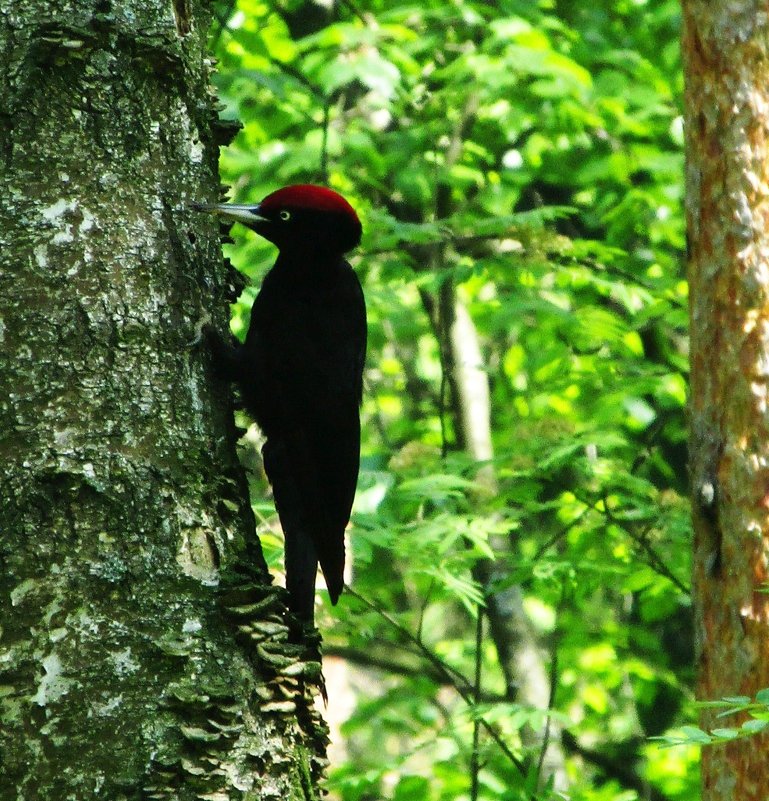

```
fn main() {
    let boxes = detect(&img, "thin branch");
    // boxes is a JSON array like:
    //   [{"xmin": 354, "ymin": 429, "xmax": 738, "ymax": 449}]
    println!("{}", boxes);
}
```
[
  {"xmin": 416, "ymin": 575, "xmax": 437, "ymax": 643},
  {"xmin": 337, "ymin": 0, "xmax": 368, "ymax": 24},
  {"xmin": 531, "ymin": 508, "xmax": 589, "ymax": 563},
  {"xmin": 438, "ymin": 329, "xmax": 450, "ymax": 457},
  {"xmin": 323, "ymin": 644, "xmax": 506, "ymax": 702},
  {"xmin": 469, "ymin": 607, "xmax": 484, "ymax": 801},
  {"xmin": 319, "ymin": 99, "xmax": 330, "ymax": 184},
  {"xmin": 624, "ymin": 521, "xmax": 691, "ymax": 596},
  {"xmin": 364, "ymin": 378, "xmax": 394, "ymax": 450},
  {"xmin": 362, "ymin": 228, "xmax": 534, "ymax": 256},
  {"xmin": 418, "ymin": 287, "xmax": 453, "ymax": 455},
  {"xmin": 208, "ymin": 0, "xmax": 238, "ymax": 49},
  {"xmin": 345, "ymin": 588, "xmax": 527, "ymax": 776},
  {"xmin": 562, "ymin": 484, "xmax": 690, "ymax": 596},
  {"xmin": 344, "ymin": 590, "xmax": 472, "ymax": 692},
  {"xmin": 269, "ymin": 59, "xmax": 325, "ymax": 101},
  {"xmin": 596, "ymin": 490, "xmax": 691, "ymax": 596}
]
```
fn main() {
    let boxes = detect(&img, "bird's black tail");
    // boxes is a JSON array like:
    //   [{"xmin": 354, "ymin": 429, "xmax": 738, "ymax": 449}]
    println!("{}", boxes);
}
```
[
  {"xmin": 284, "ymin": 528, "xmax": 319, "ymax": 621},
  {"xmin": 262, "ymin": 437, "xmax": 327, "ymax": 622}
]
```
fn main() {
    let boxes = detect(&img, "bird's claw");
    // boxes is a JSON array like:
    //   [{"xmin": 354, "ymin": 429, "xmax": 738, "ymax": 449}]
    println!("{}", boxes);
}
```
[{"xmin": 189, "ymin": 311, "xmax": 212, "ymax": 347}]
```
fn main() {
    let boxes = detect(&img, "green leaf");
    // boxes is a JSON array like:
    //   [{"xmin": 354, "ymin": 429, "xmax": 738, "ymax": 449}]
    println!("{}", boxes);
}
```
[
  {"xmin": 742, "ymin": 719, "xmax": 769, "ymax": 734},
  {"xmin": 677, "ymin": 726, "xmax": 713, "ymax": 745},
  {"xmin": 393, "ymin": 775, "xmax": 430, "ymax": 801},
  {"xmin": 711, "ymin": 727, "xmax": 740, "ymax": 741},
  {"xmin": 755, "ymin": 688, "xmax": 769, "ymax": 705},
  {"xmin": 722, "ymin": 695, "xmax": 752, "ymax": 705}
]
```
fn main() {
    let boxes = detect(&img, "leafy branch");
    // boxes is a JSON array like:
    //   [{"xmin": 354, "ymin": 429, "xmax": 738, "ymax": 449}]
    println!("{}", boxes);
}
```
[{"xmin": 656, "ymin": 690, "xmax": 769, "ymax": 747}]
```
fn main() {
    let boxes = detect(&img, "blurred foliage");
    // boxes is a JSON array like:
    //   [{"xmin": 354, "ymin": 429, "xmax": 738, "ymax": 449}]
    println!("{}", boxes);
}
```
[{"xmin": 208, "ymin": 0, "xmax": 695, "ymax": 798}]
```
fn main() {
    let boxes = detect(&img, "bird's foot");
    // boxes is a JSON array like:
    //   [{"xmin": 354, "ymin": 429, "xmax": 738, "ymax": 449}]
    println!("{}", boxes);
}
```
[{"xmin": 188, "ymin": 310, "xmax": 212, "ymax": 347}]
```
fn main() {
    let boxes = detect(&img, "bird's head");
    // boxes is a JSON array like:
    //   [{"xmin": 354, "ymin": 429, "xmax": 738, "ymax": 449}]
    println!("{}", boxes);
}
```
[{"xmin": 192, "ymin": 185, "xmax": 362, "ymax": 256}]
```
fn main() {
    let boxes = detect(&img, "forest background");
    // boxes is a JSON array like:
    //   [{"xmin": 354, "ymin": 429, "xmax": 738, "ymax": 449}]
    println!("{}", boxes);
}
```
[{"xmin": 211, "ymin": 0, "xmax": 694, "ymax": 799}]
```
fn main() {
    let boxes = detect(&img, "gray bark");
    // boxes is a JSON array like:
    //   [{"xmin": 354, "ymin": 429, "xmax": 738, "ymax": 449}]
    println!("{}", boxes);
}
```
[{"xmin": 0, "ymin": 1, "xmax": 327, "ymax": 798}]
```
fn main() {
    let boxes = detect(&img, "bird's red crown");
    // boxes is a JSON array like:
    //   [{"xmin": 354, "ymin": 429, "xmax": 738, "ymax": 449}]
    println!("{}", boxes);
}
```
[{"xmin": 259, "ymin": 184, "xmax": 359, "ymax": 223}]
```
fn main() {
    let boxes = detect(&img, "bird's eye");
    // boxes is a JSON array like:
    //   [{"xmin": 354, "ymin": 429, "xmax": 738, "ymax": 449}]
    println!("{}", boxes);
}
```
[{"xmin": 279, "ymin": 210, "xmax": 291, "ymax": 221}]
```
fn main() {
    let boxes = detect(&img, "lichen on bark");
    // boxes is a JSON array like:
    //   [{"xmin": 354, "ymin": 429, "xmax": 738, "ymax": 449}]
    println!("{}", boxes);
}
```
[{"xmin": 0, "ymin": 1, "xmax": 328, "ymax": 797}]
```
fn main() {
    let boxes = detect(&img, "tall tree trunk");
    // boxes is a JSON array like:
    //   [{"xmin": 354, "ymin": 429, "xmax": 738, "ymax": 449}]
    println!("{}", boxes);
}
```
[
  {"xmin": 684, "ymin": 1, "xmax": 769, "ymax": 798},
  {"xmin": 436, "ymin": 282, "xmax": 568, "ymax": 793},
  {"xmin": 0, "ymin": 1, "xmax": 327, "ymax": 797}
]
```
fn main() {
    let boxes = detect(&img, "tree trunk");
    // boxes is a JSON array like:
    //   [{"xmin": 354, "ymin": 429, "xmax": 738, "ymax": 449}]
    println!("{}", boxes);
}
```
[
  {"xmin": 684, "ymin": 1, "xmax": 769, "ymax": 798},
  {"xmin": 436, "ymin": 282, "xmax": 568, "ymax": 792},
  {"xmin": 0, "ymin": 1, "xmax": 327, "ymax": 797}
]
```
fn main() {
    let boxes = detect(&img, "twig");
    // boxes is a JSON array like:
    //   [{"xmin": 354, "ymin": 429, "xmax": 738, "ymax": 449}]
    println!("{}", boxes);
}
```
[
  {"xmin": 417, "ymin": 287, "xmax": 453, "ymax": 455},
  {"xmin": 345, "ymin": 588, "xmax": 526, "ymax": 775},
  {"xmin": 337, "ymin": 0, "xmax": 368, "ymax": 25},
  {"xmin": 470, "ymin": 607, "xmax": 484, "ymax": 801},
  {"xmin": 531, "ymin": 508, "xmax": 589, "ymax": 563},
  {"xmin": 319, "ymin": 99, "xmax": 330, "ymax": 184},
  {"xmin": 416, "ymin": 576, "xmax": 437, "ymax": 643},
  {"xmin": 324, "ymin": 644, "xmax": 505, "ymax": 702},
  {"xmin": 209, "ymin": 0, "xmax": 238, "ymax": 48},
  {"xmin": 624, "ymin": 522, "xmax": 691, "ymax": 596},
  {"xmin": 597, "ymin": 490, "xmax": 690, "ymax": 596},
  {"xmin": 561, "ymin": 483, "xmax": 690, "ymax": 596}
]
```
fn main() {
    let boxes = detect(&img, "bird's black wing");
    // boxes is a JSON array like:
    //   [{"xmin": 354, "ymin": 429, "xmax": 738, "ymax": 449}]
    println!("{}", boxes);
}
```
[{"xmin": 245, "ymin": 258, "xmax": 366, "ymax": 618}]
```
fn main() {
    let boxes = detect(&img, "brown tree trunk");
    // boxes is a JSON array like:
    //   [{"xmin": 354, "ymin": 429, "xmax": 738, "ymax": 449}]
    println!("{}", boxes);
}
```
[
  {"xmin": 684, "ymin": 1, "xmax": 769, "ymax": 797},
  {"xmin": 0, "ymin": 1, "xmax": 327, "ymax": 797}
]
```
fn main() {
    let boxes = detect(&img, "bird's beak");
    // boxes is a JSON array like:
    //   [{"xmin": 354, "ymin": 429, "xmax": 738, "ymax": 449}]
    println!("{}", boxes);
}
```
[{"xmin": 190, "ymin": 202, "xmax": 267, "ymax": 225}]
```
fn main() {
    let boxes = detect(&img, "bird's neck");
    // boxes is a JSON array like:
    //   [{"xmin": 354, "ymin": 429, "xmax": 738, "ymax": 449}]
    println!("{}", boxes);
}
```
[{"xmin": 275, "ymin": 249, "xmax": 344, "ymax": 279}]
